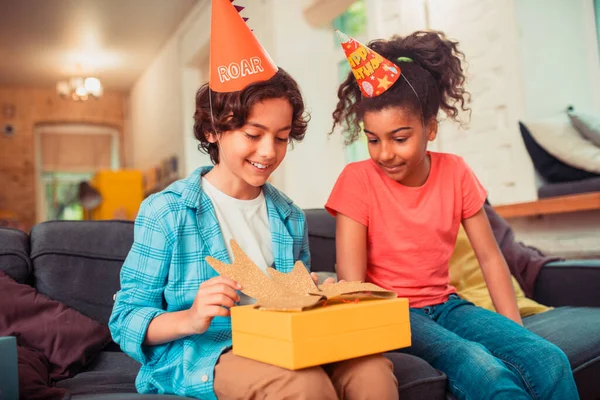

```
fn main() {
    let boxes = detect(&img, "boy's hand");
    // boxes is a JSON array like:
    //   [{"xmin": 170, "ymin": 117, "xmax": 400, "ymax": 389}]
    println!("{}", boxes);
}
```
[{"xmin": 184, "ymin": 276, "xmax": 241, "ymax": 335}]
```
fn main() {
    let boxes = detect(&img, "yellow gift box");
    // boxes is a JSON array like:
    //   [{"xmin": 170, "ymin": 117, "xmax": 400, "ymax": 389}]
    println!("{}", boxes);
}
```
[{"xmin": 231, "ymin": 298, "xmax": 411, "ymax": 370}]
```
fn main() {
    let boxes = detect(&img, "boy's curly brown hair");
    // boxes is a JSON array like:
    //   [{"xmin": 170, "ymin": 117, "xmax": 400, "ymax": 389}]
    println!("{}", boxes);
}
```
[
  {"xmin": 194, "ymin": 68, "xmax": 310, "ymax": 164},
  {"xmin": 332, "ymin": 31, "xmax": 471, "ymax": 144}
]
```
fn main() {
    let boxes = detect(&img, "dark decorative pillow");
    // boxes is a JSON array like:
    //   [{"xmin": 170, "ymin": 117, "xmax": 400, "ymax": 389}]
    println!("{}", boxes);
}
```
[
  {"xmin": 0, "ymin": 270, "xmax": 111, "ymax": 381},
  {"xmin": 519, "ymin": 122, "xmax": 600, "ymax": 183},
  {"xmin": 484, "ymin": 203, "xmax": 561, "ymax": 298},
  {"xmin": 17, "ymin": 346, "xmax": 68, "ymax": 400}
]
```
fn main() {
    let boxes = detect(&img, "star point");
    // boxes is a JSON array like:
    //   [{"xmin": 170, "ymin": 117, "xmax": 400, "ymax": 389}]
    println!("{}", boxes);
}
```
[{"xmin": 377, "ymin": 75, "xmax": 393, "ymax": 90}]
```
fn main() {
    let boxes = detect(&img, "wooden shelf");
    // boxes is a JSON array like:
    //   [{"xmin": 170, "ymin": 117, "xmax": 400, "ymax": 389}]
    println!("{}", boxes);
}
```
[{"xmin": 494, "ymin": 192, "xmax": 600, "ymax": 219}]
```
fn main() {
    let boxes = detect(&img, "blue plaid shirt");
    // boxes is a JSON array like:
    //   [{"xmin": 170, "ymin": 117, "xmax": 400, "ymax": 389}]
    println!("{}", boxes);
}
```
[{"xmin": 109, "ymin": 166, "xmax": 310, "ymax": 399}]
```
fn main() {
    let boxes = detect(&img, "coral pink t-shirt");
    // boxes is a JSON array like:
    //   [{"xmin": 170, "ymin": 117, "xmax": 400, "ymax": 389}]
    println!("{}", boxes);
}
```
[{"xmin": 325, "ymin": 152, "xmax": 487, "ymax": 308}]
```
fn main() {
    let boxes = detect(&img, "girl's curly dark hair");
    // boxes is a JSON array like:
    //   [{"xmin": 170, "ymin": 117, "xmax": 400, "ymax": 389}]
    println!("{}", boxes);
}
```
[
  {"xmin": 331, "ymin": 30, "xmax": 471, "ymax": 144},
  {"xmin": 194, "ymin": 68, "xmax": 310, "ymax": 164}
]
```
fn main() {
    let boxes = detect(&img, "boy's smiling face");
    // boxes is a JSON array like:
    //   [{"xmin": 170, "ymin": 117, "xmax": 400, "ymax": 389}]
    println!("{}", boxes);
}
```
[
  {"xmin": 208, "ymin": 97, "xmax": 292, "ymax": 198},
  {"xmin": 363, "ymin": 106, "xmax": 437, "ymax": 187}
]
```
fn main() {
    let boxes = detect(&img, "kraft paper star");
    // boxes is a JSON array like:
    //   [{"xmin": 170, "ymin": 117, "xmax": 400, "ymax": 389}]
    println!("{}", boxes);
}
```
[{"xmin": 206, "ymin": 240, "xmax": 397, "ymax": 311}]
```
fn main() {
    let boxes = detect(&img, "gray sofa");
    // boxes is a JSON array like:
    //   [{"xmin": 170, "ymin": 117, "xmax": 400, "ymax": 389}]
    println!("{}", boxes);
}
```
[{"xmin": 0, "ymin": 209, "xmax": 599, "ymax": 399}]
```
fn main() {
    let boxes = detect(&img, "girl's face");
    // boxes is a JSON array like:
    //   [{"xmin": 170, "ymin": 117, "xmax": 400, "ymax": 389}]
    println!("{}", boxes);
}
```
[
  {"xmin": 363, "ymin": 106, "xmax": 437, "ymax": 186},
  {"xmin": 209, "ymin": 97, "xmax": 292, "ymax": 197}
]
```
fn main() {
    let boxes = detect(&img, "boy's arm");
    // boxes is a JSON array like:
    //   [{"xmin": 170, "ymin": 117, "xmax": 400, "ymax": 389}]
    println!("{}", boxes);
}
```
[
  {"xmin": 109, "ymin": 199, "xmax": 174, "ymax": 364},
  {"xmin": 299, "ymin": 218, "xmax": 311, "ymax": 270},
  {"xmin": 334, "ymin": 213, "xmax": 368, "ymax": 282},
  {"xmin": 462, "ymin": 208, "xmax": 523, "ymax": 325},
  {"xmin": 111, "ymin": 199, "xmax": 239, "ymax": 354}
]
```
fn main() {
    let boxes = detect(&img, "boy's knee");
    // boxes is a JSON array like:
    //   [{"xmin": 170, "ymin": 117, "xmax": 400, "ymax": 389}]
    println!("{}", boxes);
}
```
[
  {"xmin": 345, "ymin": 354, "xmax": 395, "ymax": 379},
  {"xmin": 277, "ymin": 367, "xmax": 337, "ymax": 400},
  {"xmin": 329, "ymin": 354, "xmax": 399, "ymax": 399}
]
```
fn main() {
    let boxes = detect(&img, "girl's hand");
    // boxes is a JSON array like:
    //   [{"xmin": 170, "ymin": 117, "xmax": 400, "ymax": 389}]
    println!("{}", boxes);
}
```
[
  {"xmin": 310, "ymin": 272, "xmax": 341, "ymax": 286},
  {"xmin": 184, "ymin": 276, "xmax": 241, "ymax": 335}
]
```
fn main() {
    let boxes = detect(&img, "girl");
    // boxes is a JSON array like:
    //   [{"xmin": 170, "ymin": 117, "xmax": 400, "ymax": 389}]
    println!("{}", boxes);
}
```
[
  {"xmin": 326, "ymin": 30, "xmax": 578, "ymax": 400},
  {"xmin": 109, "ymin": 2, "xmax": 398, "ymax": 398}
]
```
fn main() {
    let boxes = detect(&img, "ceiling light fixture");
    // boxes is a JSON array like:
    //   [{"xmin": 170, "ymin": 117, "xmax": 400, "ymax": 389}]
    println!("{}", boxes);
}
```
[{"xmin": 56, "ymin": 77, "xmax": 103, "ymax": 101}]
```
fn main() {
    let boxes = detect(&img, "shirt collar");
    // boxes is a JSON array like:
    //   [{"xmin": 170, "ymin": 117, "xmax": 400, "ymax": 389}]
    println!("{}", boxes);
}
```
[{"xmin": 176, "ymin": 166, "xmax": 292, "ymax": 219}]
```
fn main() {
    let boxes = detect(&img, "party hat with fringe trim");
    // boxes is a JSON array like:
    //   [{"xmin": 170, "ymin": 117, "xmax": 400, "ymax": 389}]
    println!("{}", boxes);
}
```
[{"xmin": 209, "ymin": 0, "xmax": 278, "ymax": 92}]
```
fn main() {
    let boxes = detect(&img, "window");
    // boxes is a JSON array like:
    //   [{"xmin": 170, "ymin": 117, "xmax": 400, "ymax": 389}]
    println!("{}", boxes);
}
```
[
  {"xmin": 333, "ymin": 0, "xmax": 367, "ymax": 38},
  {"xmin": 35, "ymin": 124, "xmax": 119, "ymax": 222},
  {"xmin": 43, "ymin": 172, "xmax": 94, "ymax": 220}
]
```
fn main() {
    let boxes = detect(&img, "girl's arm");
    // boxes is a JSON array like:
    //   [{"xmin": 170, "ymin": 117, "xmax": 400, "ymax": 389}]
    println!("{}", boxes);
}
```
[
  {"xmin": 462, "ymin": 208, "xmax": 523, "ymax": 325},
  {"xmin": 335, "ymin": 213, "xmax": 368, "ymax": 282}
]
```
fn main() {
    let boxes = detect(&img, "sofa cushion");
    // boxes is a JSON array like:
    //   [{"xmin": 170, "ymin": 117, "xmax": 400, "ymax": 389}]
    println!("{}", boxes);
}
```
[
  {"xmin": 305, "ymin": 209, "xmax": 336, "ymax": 273},
  {"xmin": 0, "ymin": 227, "xmax": 31, "ymax": 284},
  {"xmin": 56, "ymin": 351, "xmax": 139, "ymax": 394},
  {"xmin": 524, "ymin": 307, "xmax": 600, "ymax": 400},
  {"xmin": 538, "ymin": 176, "xmax": 600, "ymax": 198},
  {"xmin": 58, "ymin": 352, "xmax": 206, "ymax": 400},
  {"xmin": 30, "ymin": 220, "xmax": 134, "ymax": 324},
  {"xmin": 0, "ymin": 270, "xmax": 112, "ymax": 381},
  {"xmin": 61, "ymin": 352, "xmax": 445, "ymax": 400},
  {"xmin": 385, "ymin": 352, "xmax": 447, "ymax": 399}
]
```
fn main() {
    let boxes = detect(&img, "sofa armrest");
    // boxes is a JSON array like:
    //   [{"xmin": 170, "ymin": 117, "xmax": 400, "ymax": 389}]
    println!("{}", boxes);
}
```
[
  {"xmin": 533, "ymin": 260, "xmax": 600, "ymax": 307},
  {"xmin": 0, "ymin": 336, "xmax": 18, "ymax": 400}
]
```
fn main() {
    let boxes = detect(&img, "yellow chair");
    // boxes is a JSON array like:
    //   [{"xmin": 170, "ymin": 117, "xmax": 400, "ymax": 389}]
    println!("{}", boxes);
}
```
[{"xmin": 90, "ymin": 170, "xmax": 144, "ymax": 221}]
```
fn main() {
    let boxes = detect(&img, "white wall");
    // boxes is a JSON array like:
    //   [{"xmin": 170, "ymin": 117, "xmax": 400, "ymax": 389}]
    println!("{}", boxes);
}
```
[
  {"xmin": 371, "ymin": 0, "xmax": 537, "ymax": 205},
  {"xmin": 127, "ymin": 0, "xmax": 212, "ymax": 175},
  {"xmin": 269, "ymin": 0, "xmax": 346, "ymax": 208},
  {"xmin": 128, "ymin": 32, "xmax": 185, "ymax": 171},
  {"xmin": 516, "ymin": 0, "xmax": 600, "ymax": 119},
  {"xmin": 126, "ymin": 0, "xmax": 600, "ymax": 257},
  {"xmin": 127, "ymin": 0, "xmax": 347, "ymax": 209}
]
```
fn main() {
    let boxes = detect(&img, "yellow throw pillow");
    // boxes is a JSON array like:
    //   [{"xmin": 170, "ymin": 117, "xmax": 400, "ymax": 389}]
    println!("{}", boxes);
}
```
[{"xmin": 449, "ymin": 226, "xmax": 550, "ymax": 318}]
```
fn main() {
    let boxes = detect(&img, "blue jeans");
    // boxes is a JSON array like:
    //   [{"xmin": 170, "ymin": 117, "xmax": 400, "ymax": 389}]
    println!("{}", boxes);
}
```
[{"xmin": 398, "ymin": 294, "xmax": 579, "ymax": 400}]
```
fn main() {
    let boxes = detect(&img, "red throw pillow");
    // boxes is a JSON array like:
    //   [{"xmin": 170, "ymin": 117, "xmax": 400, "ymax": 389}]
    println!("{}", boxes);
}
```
[
  {"xmin": 17, "ymin": 345, "xmax": 68, "ymax": 400},
  {"xmin": 0, "ymin": 270, "xmax": 111, "ymax": 380}
]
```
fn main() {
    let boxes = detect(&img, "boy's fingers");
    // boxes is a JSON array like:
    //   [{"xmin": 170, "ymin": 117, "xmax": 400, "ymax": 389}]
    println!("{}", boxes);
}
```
[
  {"xmin": 204, "ymin": 284, "xmax": 240, "ymax": 303},
  {"xmin": 201, "ymin": 275, "xmax": 242, "ymax": 290},
  {"xmin": 203, "ymin": 305, "xmax": 230, "ymax": 318}
]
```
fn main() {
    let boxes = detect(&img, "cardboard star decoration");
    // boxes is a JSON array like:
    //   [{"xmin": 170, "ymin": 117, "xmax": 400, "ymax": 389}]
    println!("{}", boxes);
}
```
[
  {"xmin": 205, "ymin": 240, "xmax": 398, "ymax": 311},
  {"xmin": 336, "ymin": 29, "xmax": 401, "ymax": 97}
]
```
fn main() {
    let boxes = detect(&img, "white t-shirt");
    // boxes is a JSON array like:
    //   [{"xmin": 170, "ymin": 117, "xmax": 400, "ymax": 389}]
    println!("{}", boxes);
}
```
[{"xmin": 202, "ymin": 178, "xmax": 273, "ymax": 304}]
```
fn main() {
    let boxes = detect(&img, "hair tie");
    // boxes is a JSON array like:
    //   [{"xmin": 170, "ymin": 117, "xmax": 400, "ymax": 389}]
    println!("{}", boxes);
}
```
[{"xmin": 396, "ymin": 57, "xmax": 414, "ymax": 63}]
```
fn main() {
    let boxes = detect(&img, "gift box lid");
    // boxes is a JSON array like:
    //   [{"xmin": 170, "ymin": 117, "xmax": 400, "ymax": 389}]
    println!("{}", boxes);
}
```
[{"xmin": 231, "ymin": 298, "xmax": 409, "ymax": 341}]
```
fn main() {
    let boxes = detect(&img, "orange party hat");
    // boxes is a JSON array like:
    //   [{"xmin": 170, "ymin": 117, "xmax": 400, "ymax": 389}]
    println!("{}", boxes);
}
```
[
  {"xmin": 209, "ymin": 0, "xmax": 278, "ymax": 92},
  {"xmin": 336, "ymin": 30, "xmax": 401, "ymax": 98}
]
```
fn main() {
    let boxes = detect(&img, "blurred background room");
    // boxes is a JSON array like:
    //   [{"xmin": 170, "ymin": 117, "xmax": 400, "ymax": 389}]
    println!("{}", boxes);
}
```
[{"xmin": 1, "ymin": 0, "xmax": 599, "ymax": 258}]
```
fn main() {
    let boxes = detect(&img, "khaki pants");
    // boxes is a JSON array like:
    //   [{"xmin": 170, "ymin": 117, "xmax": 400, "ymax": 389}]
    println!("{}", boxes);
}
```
[{"xmin": 214, "ymin": 351, "xmax": 398, "ymax": 400}]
